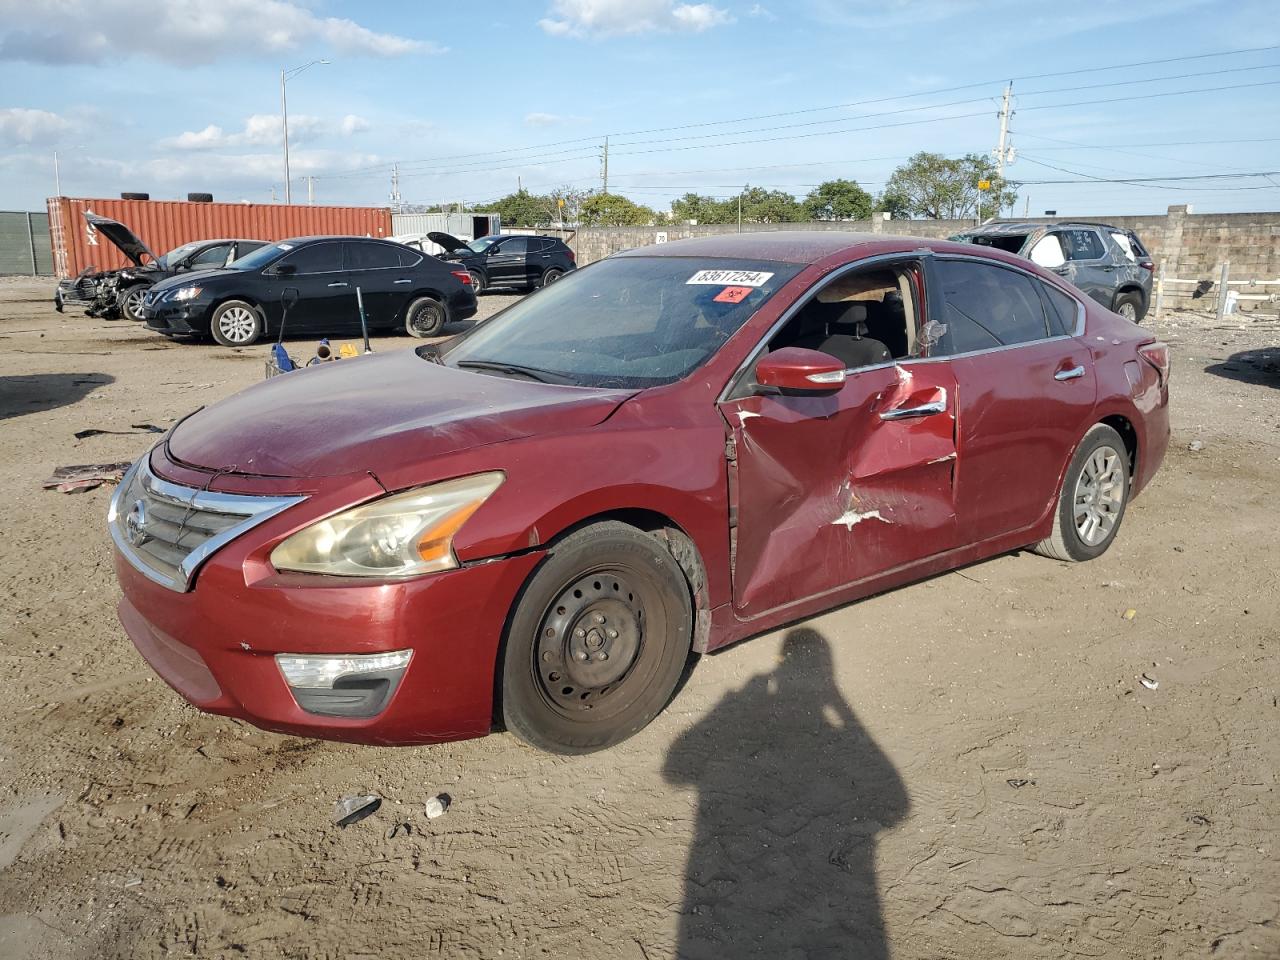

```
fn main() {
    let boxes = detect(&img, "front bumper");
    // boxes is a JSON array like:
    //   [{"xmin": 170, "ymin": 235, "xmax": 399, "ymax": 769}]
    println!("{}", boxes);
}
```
[
  {"xmin": 114, "ymin": 510, "xmax": 542, "ymax": 746},
  {"xmin": 142, "ymin": 301, "xmax": 210, "ymax": 335}
]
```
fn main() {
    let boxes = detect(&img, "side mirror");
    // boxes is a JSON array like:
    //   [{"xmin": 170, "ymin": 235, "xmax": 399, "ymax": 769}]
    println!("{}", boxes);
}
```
[
  {"xmin": 486, "ymin": 246, "xmax": 500, "ymax": 256},
  {"xmin": 755, "ymin": 347, "xmax": 847, "ymax": 394}
]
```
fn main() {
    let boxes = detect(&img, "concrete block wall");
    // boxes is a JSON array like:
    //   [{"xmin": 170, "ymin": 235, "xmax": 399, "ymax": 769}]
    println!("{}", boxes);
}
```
[{"xmin": 569, "ymin": 206, "xmax": 1280, "ymax": 314}]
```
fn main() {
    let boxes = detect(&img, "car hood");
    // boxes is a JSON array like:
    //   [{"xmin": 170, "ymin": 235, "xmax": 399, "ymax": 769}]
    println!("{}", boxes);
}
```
[
  {"xmin": 166, "ymin": 349, "xmax": 632, "ymax": 479},
  {"xmin": 426, "ymin": 231, "xmax": 471, "ymax": 254},
  {"xmin": 149, "ymin": 267, "xmax": 240, "ymax": 292},
  {"xmin": 85, "ymin": 211, "xmax": 157, "ymax": 267}
]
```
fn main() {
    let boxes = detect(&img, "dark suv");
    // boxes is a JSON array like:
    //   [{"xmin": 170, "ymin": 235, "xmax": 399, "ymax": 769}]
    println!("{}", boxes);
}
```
[
  {"xmin": 424, "ymin": 232, "xmax": 576, "ymax": 293},
  {"xmin": 951, "ymin": 221, "xmax": 1154, "ymax": 321},
  {"xmin": 139, "ymin": 236, "xmax": 477, "ymax": 346}
]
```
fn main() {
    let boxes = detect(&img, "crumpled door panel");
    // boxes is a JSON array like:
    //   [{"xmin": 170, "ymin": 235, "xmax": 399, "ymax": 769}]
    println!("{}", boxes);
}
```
[{"xmin": 720, "ymin": 363, "xmax": 959, "ymax": 619}]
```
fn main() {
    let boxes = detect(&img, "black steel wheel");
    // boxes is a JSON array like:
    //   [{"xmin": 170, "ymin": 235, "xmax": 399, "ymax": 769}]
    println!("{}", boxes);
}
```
[
  {"xmin": 501, "ymin": 522, "xmax": 694, "ymax": 753},
  {"xmin": 405, "ymin": 296, "xmax": 446, "ymax": 338}
]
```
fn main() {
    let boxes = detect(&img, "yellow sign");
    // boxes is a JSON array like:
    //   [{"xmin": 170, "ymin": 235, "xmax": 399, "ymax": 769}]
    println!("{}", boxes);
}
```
[
  {"xmin": 557, "ymin": 198, "xmax": 566, "ymax": 207},
  {"xmin": 977, "ymin": 179, "xmax": 991, "ymax": 191}
]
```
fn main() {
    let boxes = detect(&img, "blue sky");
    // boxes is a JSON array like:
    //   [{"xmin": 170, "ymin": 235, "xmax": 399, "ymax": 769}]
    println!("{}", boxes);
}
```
[{"xmin": 1, "ymin": 0, "xmax": 1277, "ymax": 216}]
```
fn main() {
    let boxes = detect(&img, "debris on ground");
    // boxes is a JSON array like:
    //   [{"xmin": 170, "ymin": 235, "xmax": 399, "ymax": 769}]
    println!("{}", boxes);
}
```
[
  {"xmin": 1188, "ymin": 440, "xmax": 1205, "ymax": 452},
  {"xmin": 1189, "ymin": 814, "xmax": 1212, "ymax": 826},
  {"xmin": 384, "ymin": 821, "xmax": 412, "ymax": 840},
  {"xmin": 1006, "ymin": 778, "xmax": 1036, "ymax": 789},
  {"xmin": 1122, "ymin": 608, "xmax": 1137, "ymax": 621},
  {"xmin": 73, "ymin": 423, "xmax": 165, "ymax": 440},
  {"xmin": 424, "ymin": 794, "xmax": 451, "ymax": 819},
  {"xmin": 42, "ymin": 461, "xmax": 133, "ymax": 493},
  {"xmin": 1140, "ymin": 673, "xmax": 1159, "ymax": 690},
  {"xmin": 333, "ymin": 794, "xmax": 381, "ymax": 828}
]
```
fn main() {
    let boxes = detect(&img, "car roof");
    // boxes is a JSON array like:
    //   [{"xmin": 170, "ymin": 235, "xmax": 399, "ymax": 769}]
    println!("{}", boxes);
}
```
[
  {"xmin": 963, "ymin": 220, "xmax": 1130, "ymax": 236},
  {"xmin": 274, "ymin": 235, "xmax": 399, "ymax": 244},
  {"xmin": 613, "ymin": 231, "xmax": 934, "ymax": 264}
]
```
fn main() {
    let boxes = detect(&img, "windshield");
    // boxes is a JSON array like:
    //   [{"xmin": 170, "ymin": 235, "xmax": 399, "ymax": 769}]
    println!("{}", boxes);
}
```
[
  {"xmin": 466, "ymin": 237, "xmax": 498, "ymax": 253},
  {"xmin": 228, "ymin": 241, "xmax": 294, "ymax": 271},
  {"xmin": 156, "ymin": 242, "xmax": 201, "ymax": 268},
  {"xmin": 441, "ymin": 256, "xmax": 800, "ymax": 388}
]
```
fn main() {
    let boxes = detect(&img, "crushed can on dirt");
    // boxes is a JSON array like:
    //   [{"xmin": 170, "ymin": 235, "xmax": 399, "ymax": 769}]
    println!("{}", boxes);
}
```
[{"xmin": 333, "ymin": 794, "xmax": 381, "ymax": 828}]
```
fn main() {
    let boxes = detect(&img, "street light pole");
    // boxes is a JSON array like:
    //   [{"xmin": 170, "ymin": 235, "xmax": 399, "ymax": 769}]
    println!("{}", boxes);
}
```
[{"xmin": 280, "ymin": 59, "xmax": 330, "ymax": 205}]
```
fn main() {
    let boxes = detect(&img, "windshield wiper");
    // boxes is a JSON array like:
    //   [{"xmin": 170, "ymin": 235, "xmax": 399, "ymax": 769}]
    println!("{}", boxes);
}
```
[{"xmin": 454, "ymin": 360, "xmax": 573, "ymax": 384}]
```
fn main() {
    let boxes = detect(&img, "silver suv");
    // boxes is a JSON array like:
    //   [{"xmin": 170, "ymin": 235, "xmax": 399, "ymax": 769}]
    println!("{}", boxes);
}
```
[{"xmin": 951, "ymin": 221, "xmax": 1154, "ymax": 322}]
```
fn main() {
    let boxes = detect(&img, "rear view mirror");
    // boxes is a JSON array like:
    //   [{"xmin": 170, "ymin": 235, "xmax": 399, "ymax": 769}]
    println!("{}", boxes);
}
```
[{"xmin": 755, "ymin": 347, "xmax": 847, "ymax": 394}]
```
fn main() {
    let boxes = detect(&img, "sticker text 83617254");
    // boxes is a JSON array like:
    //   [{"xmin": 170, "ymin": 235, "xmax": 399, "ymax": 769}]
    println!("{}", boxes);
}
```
[{"xmin": 686, "ymin": 269, "xmax": 774, "ymax": 287}]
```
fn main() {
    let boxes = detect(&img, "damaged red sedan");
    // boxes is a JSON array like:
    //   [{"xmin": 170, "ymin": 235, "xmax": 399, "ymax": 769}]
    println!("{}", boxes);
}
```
[{"xmin": 110, "ymin": 233, "xmax": 1169, "ymax": 753}]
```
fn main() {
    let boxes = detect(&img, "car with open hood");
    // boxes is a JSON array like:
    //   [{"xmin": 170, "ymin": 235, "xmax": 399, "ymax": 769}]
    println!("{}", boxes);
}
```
[
  {"xmin": 139, "ymin": 235, "xmax": 477, "ymax": 346},
  {"xmin": 110, "ymin": 231, "xmax": 1169, "ymax": 754},
  {"xmin": 419, "ymin": 231, "xmax": 576, "ymax": 293},
  {"xmin": 53, "ymin": 211, "xmax": 267, "ymax": 321}
]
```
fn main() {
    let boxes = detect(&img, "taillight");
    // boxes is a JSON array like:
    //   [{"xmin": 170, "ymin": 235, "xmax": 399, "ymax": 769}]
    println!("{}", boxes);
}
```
[
  {"xmin": 1138, "ymin": 260, "xmax": 1155, "ymax": 273},
  {"xmin": 565, "ymin": 249, "xmax": 576, "ymax": 263},
  {"xmin": 451, "ymin": 270, "xmax": 472, "ymax": 285},
  {"xmin": 1137, "ymin": 341, "xmax": 1170, "ymax": 386}
]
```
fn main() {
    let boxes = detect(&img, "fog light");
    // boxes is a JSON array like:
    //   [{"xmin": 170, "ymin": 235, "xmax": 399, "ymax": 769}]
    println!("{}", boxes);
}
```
[{"xmin": 276, "ymin": 650, "xmax": 411, "ymax": 718}]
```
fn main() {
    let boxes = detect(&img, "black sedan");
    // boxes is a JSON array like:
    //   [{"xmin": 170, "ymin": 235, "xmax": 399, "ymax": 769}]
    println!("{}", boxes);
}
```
[{"xmin": 139, "ymin": 236, "xmax": 478, "ymax": 346}]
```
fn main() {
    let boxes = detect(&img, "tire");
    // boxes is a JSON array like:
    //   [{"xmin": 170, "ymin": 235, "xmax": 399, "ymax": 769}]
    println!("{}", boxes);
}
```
[
  {"xmin": 468, "ymin": 270, "xmax": 486, "ymax": 294},
  {"xmin": 120, "ymin": 192, "xmax": 149, "ymax": 201},
  {"xmin": 117, "ymin": 286, "xmax": 147, "ymax": 322},
  {"xmin": 210, "ymin": 300, "xmax": 263, "ymax": 347},
  {"xmin": 405, "ymin": 296, "xmax": 447, "ymax": 338},
  {"xmin": 187, "ymin": 192, "xmax": 214, "ymax": 203},
  {"xmin": 501, "ymin": 522, "xmax": 694, "ymax": 754},
  {"xmin": 1113, "ymin": 291, "xmax": 1144, "ymax": 323},
  {"xmin": 1033, "ymin": 424, "xmax": 1130, "ymax": 562},
  {"xmin": 541, "ymin": 268, "xmax": 564, "ymax": 287}
]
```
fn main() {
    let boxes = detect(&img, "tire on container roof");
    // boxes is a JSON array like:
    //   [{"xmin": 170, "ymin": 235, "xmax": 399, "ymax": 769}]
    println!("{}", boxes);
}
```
[
  {"xmin": 120, "ymin": 192, "xmax": 150, "ymax": 200},
  {"xmin": 188, "ymin": 192, "xmax": 214, "ymax": 203}
]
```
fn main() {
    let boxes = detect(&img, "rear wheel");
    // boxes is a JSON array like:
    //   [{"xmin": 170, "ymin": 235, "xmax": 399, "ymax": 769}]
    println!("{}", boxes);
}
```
[
  {"xmin": 468, "ymin": 270, "xmax": 486, "ymax": 294},
  {"xmin": 1033, "ymin": 424, "xmax": 1130, "ymax": 562},
  {"xmin": 541, "ymin": 268, "xmax": 564, "ymax": 287},
  {"xmin": 1113, "ymin": 291, "xmax": 1143, "ymax": 323},
  {"xmin": 210, "ymin": 300, "xmax": 263, "ymax": 347},
  {"xmin": 405, "ymin": 296, "xmax": 446, "ymax": 338},
  {"xmin": 118, "ymin": 286, "xmax": 147, "ymax": 322},
  {"xmin": 501, "ymin": 522, "xmax": 694, "ymax": 754}
]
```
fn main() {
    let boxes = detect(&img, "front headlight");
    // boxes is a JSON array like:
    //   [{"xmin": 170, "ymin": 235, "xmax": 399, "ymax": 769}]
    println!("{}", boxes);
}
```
[
  {"xmin": 270, "ymin": 472, "xmax": 504, "ymax": 578},
  {"xmin": 171, "ymin": 286, "xmax": 203, "ymax": 301}
]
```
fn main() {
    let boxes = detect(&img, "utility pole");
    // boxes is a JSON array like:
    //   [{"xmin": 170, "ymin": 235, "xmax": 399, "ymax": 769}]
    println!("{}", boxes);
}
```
[
  {"xmin": 306, "ymin": 176, "xmax": 315, "ymax": 205},
  {"xmin": 53, "ymin": 151, "xmax": 61, "ymax": 196},
  {"xmin": 601, "ymin": 136, "xmax": 609, "ymax": 195},
  {"xmin": 738, "ymin": 185, "xmax": 746, "ymax": 233},
  {"xmin": 390, "ymin": 164, "xmax": 401, "ymax": 211},
  {"xmin": 280, "ymin": 59, "xmax": 330, "ymax": 205},
  {"xmin": 992, "ymin": 81, "xmax": 1015, "ymax": 216}
]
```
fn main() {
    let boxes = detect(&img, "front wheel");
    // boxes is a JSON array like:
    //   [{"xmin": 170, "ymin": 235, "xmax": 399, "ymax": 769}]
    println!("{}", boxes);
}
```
[
  {"xmin": 405, "ymin": 296, "xmax": 446, "ymax": 338},
  {"xmin": 118, "ymin": 286, "xmax": 147, "ymax": 322},
  {"xmin": 468, "ymin": 270, "xmax": 486, "ymax": 294},
  {"xmin": 1033, "ymin": 423, "xmax": 1130, "ymax": 562},
  {"xmin": 501, "ymin": 522, "xmax": 694, "ymax": 754},
  {"xmin": 210, "ymin": 300, "xmax": 263, "ymax": 347}
]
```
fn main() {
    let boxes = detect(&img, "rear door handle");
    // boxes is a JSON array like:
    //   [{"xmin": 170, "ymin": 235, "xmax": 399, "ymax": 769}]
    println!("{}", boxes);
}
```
[
  {"xmin": 393, "ymin": 279, "xmax": 412, "ymax": 284},
  {"xmin": 880, "ymin": 388, "xmax": 948, "ymax": 421},
  {"xmin": 327, "ymin": 282, "xmax": 349, "ymax": 288},
  {"xmin": 1055, "ymin": 365, "xmax": 1086, "ymax": 381}
]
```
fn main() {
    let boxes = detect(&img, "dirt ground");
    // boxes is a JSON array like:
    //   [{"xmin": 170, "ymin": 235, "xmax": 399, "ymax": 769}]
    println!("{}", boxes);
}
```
[{"xmin": 0, "ymin": 277, "xmax": 1277, "ymax": 960}]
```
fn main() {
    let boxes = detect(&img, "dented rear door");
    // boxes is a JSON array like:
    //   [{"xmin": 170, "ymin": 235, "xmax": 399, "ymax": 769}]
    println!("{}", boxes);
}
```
[{"xmin": 719, "ymin": 362, "xmax": 959, "ymax": 619}]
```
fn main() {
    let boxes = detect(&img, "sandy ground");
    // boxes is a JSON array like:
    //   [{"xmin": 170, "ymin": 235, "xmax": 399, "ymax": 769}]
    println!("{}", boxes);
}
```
[{"xmin": 0, "ymin": 277, "xmax": 1277, "ymax": 960}]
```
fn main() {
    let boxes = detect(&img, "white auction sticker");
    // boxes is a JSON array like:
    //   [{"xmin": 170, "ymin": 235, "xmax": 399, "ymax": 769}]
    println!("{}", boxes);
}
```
[{"xmin": 686, "ymin": 269, "xmax": 774, "ymax": 287}]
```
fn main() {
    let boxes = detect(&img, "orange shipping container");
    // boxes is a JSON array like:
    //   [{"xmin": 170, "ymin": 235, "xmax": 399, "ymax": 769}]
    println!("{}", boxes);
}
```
[{"xmin": 47, "ymin": 197, "xmax": 393, "ymax": 279}]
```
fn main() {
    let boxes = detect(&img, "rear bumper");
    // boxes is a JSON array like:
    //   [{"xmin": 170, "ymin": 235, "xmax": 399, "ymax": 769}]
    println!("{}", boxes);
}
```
[{"xmin": 114, "ymin": 537, "xmax": 542, "ymax": 745}]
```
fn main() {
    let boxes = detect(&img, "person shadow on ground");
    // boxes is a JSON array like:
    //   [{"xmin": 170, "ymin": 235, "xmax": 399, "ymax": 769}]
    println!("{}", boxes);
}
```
[{"xmin": 663, "ymin": 627, "xmax": 909, "ymax": 960}]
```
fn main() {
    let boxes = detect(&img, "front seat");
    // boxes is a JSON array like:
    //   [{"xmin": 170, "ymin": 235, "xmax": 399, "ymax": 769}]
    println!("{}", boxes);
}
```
[{"xmin": 795, "ymin": 302, "xmax": 891, "ymax": 369}]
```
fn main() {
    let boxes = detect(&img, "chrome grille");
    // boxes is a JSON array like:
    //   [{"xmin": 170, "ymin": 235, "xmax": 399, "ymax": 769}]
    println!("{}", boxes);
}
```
[{"xmin": 109, "ymin": 457, "xmax": 305, "ymax": 593}]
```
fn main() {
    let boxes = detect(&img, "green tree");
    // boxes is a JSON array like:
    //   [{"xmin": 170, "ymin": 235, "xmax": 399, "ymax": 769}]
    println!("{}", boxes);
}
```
[
  {"xmin": 882, "ymin": 152, "xmax": 1018, "ymax": 220},
  {"xmin": 803, "ymin": 179, "xmax": 873, "ymax": 221},
  {"xmin": 739, "ymin": 186, "xmax": 806, "ymax": 224},
  {"xmin": 579, "ymin": 192, "xmax": 658, "ymax": 226},
  {"xmin": 670, "ymin": 192, "xmax": 735, "ymax": 224},
  {"xmin": 474, "ymin": 189, "xmax": 556, "ymax": 228}
]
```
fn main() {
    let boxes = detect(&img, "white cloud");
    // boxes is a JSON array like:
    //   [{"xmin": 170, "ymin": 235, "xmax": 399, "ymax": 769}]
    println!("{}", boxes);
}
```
[
  {"xmin": 0, "ymin": 107, "xmax": 72, "ymax": 144},
  {"xmin": 0, "ymin": 0, "xmax": 442, "ymax": 64},
  {"xmin": 525, "ymin": 112, "xmax": 565, "ymax": 127},
  {"xmin": 538, "ymin": 0, "xmax": 733, "ymax": 37},
  {"xmin": 162, "ymin": 113, "xmax": 369, "ymax": 150},
  {"xmin": 748, "ymin": 3, "xmax": 777, "ymax": 19}
]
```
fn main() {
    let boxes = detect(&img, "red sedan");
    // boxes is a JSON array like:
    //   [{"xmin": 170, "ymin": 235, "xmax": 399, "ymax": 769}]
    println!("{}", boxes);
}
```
[{"xmin": 109, "ymin": 233, "xmax": 1170, "ymax": 753}]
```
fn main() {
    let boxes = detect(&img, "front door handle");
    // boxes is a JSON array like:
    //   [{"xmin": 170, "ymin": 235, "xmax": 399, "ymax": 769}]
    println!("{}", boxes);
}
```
[
  {"xmin": 327, "ymin": 282, "xmax": 349, "ymax": 288},
  {"xmin": 393, "ymin": 278, "xmax": 412, "ymax": 284},
  {"xmin": 1055, "ymin": 365, "xmax": 1086, "ymax": 381},
  {"xmin": 880, "ymin": 388, "xmax": 948, "ymax": 421}
]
